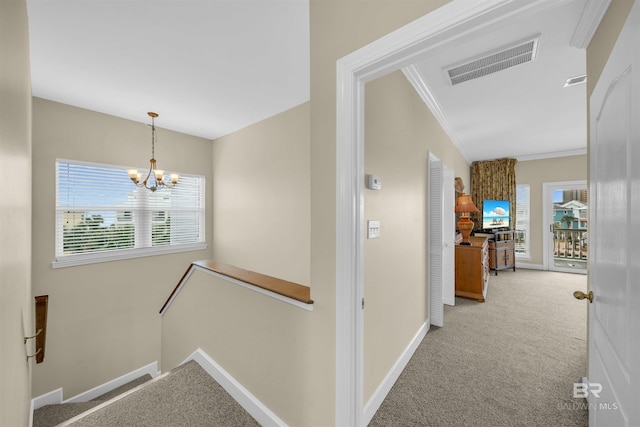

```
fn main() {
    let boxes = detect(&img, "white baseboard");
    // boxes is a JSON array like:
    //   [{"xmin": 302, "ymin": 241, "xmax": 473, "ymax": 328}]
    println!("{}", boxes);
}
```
[
  {"xmin": 31, "ymin": 387, "xmax": 64, "ymax": 410},
  {"xmin": 32, "ymin": 360, "xmax": 160, "ymax": 411},
  {"xmin": 31, "ymin": 387, "xmax": 63, "ymax": 427},
  {"xmin": 30, "ymin": 361, "xmax": 160, "ymax": 427},
  {"xmin": 363, "ymin": 319, "xmax": 430, "ymax": 425},
  {"xmin": 516, "ymin": 263, "xmax": 545, "ymax": 270},
  {"xmin": 64, "ymin": 361, "xmax": 160, "ymax": 403},
  {"xmin": 183, "ymin": 348, "xmax": 288, "ymax": 427}
]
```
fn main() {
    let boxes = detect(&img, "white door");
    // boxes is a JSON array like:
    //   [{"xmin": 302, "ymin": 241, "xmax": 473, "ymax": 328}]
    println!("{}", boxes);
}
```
[
  {"xmin": 443, "ymin": 169, "xmax": 455, "ymax": 306},
  {"xmin": 587, "ymin": 1, "xmax": 640, "ymax": 425},
  {"xmin": 428, "ymin": 153, "xmax": 444, "ymax": 327}
]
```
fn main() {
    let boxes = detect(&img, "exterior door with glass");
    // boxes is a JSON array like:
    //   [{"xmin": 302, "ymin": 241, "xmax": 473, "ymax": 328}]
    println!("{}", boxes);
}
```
[{"xmin": 543, "ymin": 181, "xmax": 588, "ymax": 274}]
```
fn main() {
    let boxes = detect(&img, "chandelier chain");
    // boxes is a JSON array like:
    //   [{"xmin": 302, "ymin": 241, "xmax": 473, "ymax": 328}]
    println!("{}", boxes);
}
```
[{"xmin": 151, "ymin": 115, "xmax": 156, "ymax": 160}]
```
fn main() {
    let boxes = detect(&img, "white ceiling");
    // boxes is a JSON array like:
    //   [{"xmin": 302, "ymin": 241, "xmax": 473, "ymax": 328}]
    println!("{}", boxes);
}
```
[
  {"xmin": 409, "ymin": 0, "xmax": 588, "ymax": 162},
  {"xmin": 27, "ymin": 0, "xmax": 590, "ymax": 162},
  {"xmin": 26, "ymin": 0, "xmax": 310, "ymax": 140}
]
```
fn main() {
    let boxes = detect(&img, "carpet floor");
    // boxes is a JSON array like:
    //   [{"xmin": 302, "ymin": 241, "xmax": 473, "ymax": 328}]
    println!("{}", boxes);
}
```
[
  {"xmin": 369, "ymin": 269, "xmax": 588, "ymax": 427},
  {"xmin": 67, "ymin": 361, "xmax": 259, "ymax": 427},
  {"xmin": 33, "ymin": 375, "xmax": 152, "ymax": 427}
]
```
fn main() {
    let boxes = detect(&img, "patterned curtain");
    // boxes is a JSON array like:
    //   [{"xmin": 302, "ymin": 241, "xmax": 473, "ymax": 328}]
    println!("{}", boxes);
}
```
[{"xmin": 470, "ymin": 158, "xmax": 517, "ymax": 230}]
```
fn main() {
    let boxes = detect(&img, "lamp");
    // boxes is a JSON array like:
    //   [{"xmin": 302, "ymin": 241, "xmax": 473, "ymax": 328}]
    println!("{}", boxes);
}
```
[
  {"xmin": 455, "ymin": 192, "xmax": 479, "ymax": 245},
  {"xmin": 128, "ymin": 112, "xmax": 179, "ymax": 192}
]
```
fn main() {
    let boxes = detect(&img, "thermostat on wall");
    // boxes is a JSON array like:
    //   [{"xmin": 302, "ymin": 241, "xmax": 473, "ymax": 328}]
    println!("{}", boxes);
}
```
[{"xmin": 367, "ymin": 174, "xmax": 382, "ymax": 190}]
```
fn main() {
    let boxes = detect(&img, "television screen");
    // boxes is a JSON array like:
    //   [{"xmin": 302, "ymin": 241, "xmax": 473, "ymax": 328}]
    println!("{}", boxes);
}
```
[{"xmin": 482, "ymin": 200, "xmax": 510, "ymax": 229}]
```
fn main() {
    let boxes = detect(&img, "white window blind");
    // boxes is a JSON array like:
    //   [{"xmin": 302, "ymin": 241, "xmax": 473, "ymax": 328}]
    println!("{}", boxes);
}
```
[
  {"xmin": 515, "ymin": 184, "xmax": 530, "ymax": 258},
  {"xmin": 55, "ymin": 159, "xmax": 206, "ymax": 268}
]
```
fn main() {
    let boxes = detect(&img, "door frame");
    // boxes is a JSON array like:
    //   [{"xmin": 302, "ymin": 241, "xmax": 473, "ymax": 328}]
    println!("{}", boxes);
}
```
[
  {"xmin": 334, "ymin": 1, "xmax": 604, "ymax": 425},
  {"xmin": 542, "ymin": 180, "xmax": 588, "ymax": 273}
]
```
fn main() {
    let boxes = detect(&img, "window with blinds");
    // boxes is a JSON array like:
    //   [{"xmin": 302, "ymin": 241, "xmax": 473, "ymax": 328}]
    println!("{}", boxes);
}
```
[
  {"xmin": 515, "ymin": 184, "xmax": 530, "ymax": 258},
  {"xmin": 54, "ymin": 159, "xmax": 206, "ymax": 268}
]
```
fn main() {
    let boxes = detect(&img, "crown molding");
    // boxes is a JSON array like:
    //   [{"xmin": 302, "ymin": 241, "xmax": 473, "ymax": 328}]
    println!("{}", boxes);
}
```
[
  {"xmin": 516, "ymin": 148, "xmax": 587, "ymax": 162},
  {"xmin": 402, "ymin": 65, "xmax": 472, "ymax": 164},
  {"xmin": 570, "ymin": 0, "xmax": 612, "ymax": 49}
]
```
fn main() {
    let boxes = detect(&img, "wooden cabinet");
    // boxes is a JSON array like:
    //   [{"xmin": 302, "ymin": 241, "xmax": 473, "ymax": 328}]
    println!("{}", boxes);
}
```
[
  {"xmin": 455, "ymin": 236, "xmax": 489, "ymax": 302},
  {"xmin": 487, "ymin": 230, "xmax": 516, "ymax": 275}
]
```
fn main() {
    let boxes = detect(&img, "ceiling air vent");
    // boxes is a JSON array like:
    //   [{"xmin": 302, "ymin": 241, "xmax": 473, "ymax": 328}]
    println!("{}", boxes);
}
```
[
  {"xmin": 445, "ymin": 35, "xmax": 540, "ymax": 86},
  {"xmin": 564, "ymin": 74, "xmax": 587, "ymax": 87}
]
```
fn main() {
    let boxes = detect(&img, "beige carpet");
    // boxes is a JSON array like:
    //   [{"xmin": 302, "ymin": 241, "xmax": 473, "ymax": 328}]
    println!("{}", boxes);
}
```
[
  {"xmin": 369, "ymin": 269, "xmax": 588, "ymax": 427},
  {"xmin": 68, "ymin": 361, "xmax": 259, "ymax": 426},
  {"xmin": 33, "ymin": 375, "xmax": 152, "ymax": 427}
]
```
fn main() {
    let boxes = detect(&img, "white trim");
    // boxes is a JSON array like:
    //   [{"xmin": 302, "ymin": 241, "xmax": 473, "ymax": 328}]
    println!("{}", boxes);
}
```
[
  {"xmin": 363, "ymin": 320, "xmax": 430, "ymax": 425},
  {"xmin": 402, "ymin": 65, "xmax": 471, "ymax": 164},
  {"xmin": 31, "ymin": 361, "xmax": 160, "ymax": 408},
  {"xmin": 30, "ymin": 353, "xmax": 288, "ymax": 426},
  {"xmin": 31, "ymin": 361, "xmax": 160, "ymax": 426},
  {"xmin": 160, "ymin": 265, "xmax": 313, "ymax": 314},
  {"xmin": 52, "ymin": 242, "xmax": 207, "ymax": 268},
  {"xmin": 31, "ymin": 387, "xmax": 63, "ymax": 410},
  {"xmin": 184, "ymin": 348, "xmax": 288, "ymax": 427},
  {"xmin": 335, "ymin": 1, "xmax": 566, "ymax": 425},
  {"xmin": 515, "ymin": 148, "xmax": 587, "ymax": 162},
  {"xmin": 570, "ymin": 0, "xmax": 612, "ymax": 49},
  {"xmin": 542, "ymin": 181, "xmax": 553, "ymax": 271},
  {"xmin": 64, "ymin": 361, "xmax": 160, "ymax": 403},
  {"xmin": 57, "ymin": 372, "xmax": 172, "ymax": 426},
  {"xmin": 516, "ymin": 263, "xmax": 545, "ymax": 271}
]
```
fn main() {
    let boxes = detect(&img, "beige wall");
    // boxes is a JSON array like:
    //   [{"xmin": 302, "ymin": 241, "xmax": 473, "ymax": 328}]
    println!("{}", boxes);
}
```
[
  {"xmin": 7, "ymin": 0, "xmax": 634, "ymax": 423},
  {"xmin": 515, "ymin": 155, "xmax": 587, "ymax": 267},
  {"xmin": 0, "ymin": 0, "xmax": 33, "ymax": 424},
  {"xmin": 212, "ymin": 102, "xmax": 310, "ymax": 285},
  {"xmin": 587, "ymin": 0, "xmax": 635, "ymax": 100},
  {"xmin": 309, "ymin": 1, "xmax": 451, "ymax": 424},
  {"xmin": 163, "ymin": 104, "xmax": 312, "ymax": 426},
  {"xmin": 31, "ymin": 99, "xmax": 213, "ymax": 398},
  {"xmin": 161, "ymin": 269, "xmax": 313, "ymax": 426},
  {"xmin": 363, "ymin": 71, "xmax": 468, "ymax": 400},
  {"xmin": 27, "ymin": 1, "xmax": 454, "ymax": 421}
]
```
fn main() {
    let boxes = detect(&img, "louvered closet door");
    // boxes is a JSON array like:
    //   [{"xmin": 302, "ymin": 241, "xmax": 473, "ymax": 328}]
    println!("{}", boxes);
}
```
[
  {"xmin": 428, "ymin": 153, "xmax": 443, "ymax": 327},
  {"xmin": 443, "ymin": 169, "xmax": 455, "ymax": 306}
]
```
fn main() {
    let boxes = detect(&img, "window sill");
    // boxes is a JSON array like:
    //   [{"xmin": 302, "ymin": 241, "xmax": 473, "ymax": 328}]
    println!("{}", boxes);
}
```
[{"xmin": 52, "ymin": 242, "xmax": 208, "ymax": 269}]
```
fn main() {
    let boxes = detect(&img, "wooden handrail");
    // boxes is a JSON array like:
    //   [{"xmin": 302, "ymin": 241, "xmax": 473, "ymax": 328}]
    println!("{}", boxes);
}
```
[{"xmin": 160, "ymin": 260, "xmax": 313, "ymax": 314}]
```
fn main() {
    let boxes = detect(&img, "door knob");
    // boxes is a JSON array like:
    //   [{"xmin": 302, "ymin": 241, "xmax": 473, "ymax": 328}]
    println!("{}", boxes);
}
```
[{"xmin": 573, "ymin": 290, "xmax": 593, "ymax": 303}]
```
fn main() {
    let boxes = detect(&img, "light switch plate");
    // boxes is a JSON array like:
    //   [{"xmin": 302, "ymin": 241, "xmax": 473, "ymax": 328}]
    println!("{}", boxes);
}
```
[{"xmin": 367, "ymin": 220, "xmax": 380, "ymax": 239}]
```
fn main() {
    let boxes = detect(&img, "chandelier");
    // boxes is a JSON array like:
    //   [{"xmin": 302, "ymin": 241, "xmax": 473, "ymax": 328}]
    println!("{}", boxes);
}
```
[{"xmin": 128, "ymin": 112, "xmax": 178, "ymax": 192}]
